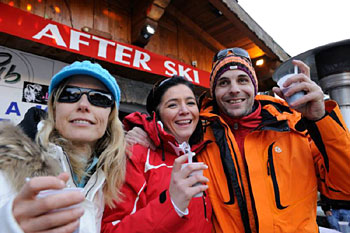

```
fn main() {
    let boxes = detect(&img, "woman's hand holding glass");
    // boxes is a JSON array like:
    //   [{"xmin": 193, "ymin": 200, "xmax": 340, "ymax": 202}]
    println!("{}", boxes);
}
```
[
  {"xmin": 169, "ymin": 154, "xmax": 209, "ymax": 213},
  {"xmin": 12, "ymin": 173, "xmax": 85, "ymax": 233}
]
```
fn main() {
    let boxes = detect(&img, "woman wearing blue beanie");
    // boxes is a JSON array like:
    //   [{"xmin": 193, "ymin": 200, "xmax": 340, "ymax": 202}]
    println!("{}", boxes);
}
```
[{"xmin": 0, "ymin": 60, "xmax": 126, "ymax": 233}]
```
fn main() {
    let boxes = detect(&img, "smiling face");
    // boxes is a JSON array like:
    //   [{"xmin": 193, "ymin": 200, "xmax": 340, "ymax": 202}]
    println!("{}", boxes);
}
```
[
  {"xmin": 54, "ymin": 75, "xmax": 112, "ymax": 148},
  {"xmin": 214, "ymin": 69, "xmax": 255, "ymax": 118},
  {"xmin": 158, "ymin": 84, "xmax": 199, "ymax": 144}
]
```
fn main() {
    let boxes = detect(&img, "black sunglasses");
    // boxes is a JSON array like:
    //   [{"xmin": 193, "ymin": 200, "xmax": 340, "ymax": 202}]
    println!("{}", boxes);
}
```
[
  {"xmin": 212, "ymin": 47, "xmax": 251, "ymax": 65},
  {"xmin": 57, "ymin": 86, "xmax": 114, "ymax": 108}
]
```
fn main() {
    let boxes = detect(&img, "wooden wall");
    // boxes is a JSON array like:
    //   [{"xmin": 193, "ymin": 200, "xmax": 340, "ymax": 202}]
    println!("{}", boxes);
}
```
[{"xmin": 0, "ymin": 0, "xmax": 213, "ymax": 72}]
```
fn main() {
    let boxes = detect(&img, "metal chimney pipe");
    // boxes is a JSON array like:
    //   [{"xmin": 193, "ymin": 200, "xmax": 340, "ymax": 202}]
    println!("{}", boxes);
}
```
[
  {"xmin": 319, "ymin": 72, "xmax": 350, "ymax": 128},
  {"xmin": 315, "ymin": 42, "xmax": 350, "ymax": 129}
]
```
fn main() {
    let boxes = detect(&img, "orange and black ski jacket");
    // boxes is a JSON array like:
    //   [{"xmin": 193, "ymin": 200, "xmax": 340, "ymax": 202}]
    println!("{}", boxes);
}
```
[{"xmin": 198, "ymin": 95, "xmax": 350, "ymax": 233}]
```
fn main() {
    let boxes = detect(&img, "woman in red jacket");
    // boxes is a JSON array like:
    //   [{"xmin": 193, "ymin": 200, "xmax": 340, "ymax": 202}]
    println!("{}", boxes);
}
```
[{"xmin": 102, "ymin": 76, "xmax": 212, "ymax": 232}]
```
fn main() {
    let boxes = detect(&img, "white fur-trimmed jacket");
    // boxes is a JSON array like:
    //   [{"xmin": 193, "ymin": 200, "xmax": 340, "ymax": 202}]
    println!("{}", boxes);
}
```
[{"xmin": 0, "ymin": 123, "xmax": 106, "ymax": 233}]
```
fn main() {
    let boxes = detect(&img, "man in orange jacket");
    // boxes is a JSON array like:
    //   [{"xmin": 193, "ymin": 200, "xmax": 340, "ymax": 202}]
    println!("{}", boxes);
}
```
[
  {"xmin": 126, "ymin": 48, "xmax": 350, "ymax": 233},
  {"xmin": 197, "ymin": 48, "xmax": 350, "ymax": 233}
]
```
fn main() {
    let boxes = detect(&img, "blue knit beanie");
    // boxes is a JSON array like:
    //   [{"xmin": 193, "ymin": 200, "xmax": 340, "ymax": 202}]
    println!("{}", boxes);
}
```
[{"xmin": 49, "ymin": 60, "xmax": 121, "ymax": 107}]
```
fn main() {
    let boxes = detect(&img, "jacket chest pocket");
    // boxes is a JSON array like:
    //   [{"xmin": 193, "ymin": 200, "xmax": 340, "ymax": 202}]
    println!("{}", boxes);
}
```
[{"xmin": 266, "ymin": 139, "xmax": 317, "ymax": 210}]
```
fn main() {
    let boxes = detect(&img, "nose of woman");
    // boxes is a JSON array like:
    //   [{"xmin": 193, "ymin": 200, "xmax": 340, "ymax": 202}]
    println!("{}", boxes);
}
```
[
  {"xmin": 178, "ymin": 102, "xmax": 190, "ymax": 115},
  {"xmin": 77, "ymin": 94, "xmax": 91, "ymax": 112}
]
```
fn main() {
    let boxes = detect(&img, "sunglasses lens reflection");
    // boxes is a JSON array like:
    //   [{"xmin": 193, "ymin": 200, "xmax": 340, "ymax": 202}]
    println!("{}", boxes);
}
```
[{"xmin": 58, "ymin": 86, "xmax": 114, "ymax": 108}]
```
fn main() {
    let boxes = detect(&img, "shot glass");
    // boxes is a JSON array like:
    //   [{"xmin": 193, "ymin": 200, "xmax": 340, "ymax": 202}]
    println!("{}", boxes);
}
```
[
  {"xmin": 37, "ymin": 187, "xmax": 83, "ymax": 233},
  {"xmin": 277, "ymin": 73, "xmax": 305, "ymax": 106},
  {"xmin": 181, "ymin": 163, "xmax": 204, "ymax": 198},
  {"xmin": 275, "ymin": 65, "xmax": 305, "ymax": 107}
]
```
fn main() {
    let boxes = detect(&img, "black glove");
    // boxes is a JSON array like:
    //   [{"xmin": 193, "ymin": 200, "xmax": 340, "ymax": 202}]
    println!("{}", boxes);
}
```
[{"xmin": 18, "ymin": 107, "xmax": 47, "ymax": 141}]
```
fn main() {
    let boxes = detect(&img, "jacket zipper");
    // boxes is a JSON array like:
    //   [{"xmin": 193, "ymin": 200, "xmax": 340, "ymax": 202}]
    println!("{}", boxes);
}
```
[
  {"xmin": 202, "ymin": 192, "xmax": 208, "ymax": 221},
  {"xmin": 222, "ymin": 121, "xmax": 252, "ymax": 233},
  {"xmin": 205, "ymin": 116, "xmax": 253, "ymax": 232},
  {"xmin": 267, "ymin": 143, "xmax": 288, "ymax": 210}
]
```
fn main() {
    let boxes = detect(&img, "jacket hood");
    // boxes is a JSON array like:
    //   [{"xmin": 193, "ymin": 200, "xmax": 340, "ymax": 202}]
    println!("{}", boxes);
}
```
[{"xmin": 123, "ymin": 112, "xmax": 209, "ymax": 156}]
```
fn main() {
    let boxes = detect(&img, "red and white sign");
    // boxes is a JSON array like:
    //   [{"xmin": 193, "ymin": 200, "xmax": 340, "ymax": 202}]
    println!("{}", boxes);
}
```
[{"xmin": 0, "ymin": 3, "xmax": 210, "ymax": 88}]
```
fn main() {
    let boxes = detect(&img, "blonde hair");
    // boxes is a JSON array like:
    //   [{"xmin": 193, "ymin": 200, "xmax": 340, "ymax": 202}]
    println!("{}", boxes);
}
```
[{"xmin": 37, "ymin": 81, "xmax": 126, "ymax": 207}]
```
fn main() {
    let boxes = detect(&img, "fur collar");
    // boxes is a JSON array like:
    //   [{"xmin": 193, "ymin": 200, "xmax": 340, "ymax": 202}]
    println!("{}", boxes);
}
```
[{"xmin": 0, "ymin": 123, "xmax": 61, "ymax": 191}]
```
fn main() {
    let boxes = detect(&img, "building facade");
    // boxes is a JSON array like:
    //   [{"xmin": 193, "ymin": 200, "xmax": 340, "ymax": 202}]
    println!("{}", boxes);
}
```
[{"xmin": 0, "ymin": 0, "xmax": 289, "ymax": 122}]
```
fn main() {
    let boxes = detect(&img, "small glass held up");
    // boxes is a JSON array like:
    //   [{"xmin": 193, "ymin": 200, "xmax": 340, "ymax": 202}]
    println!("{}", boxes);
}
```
[
  {"xmin": 37, "ymin": 187, "xmax": 84, "ymax": 233},
  {"xmin": 273, "ymin": 65, "xmax": 305, "ymax": 107},
  {"xmin": 180, "ymin": 142, "xmax": 203, "ymax": 198}
]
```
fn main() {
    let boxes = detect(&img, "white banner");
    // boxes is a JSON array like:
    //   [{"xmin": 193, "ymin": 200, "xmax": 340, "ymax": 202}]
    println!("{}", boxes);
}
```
[{"xmin": 0, "ymin": 46, "xmax": 66, "ymax": 123}]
